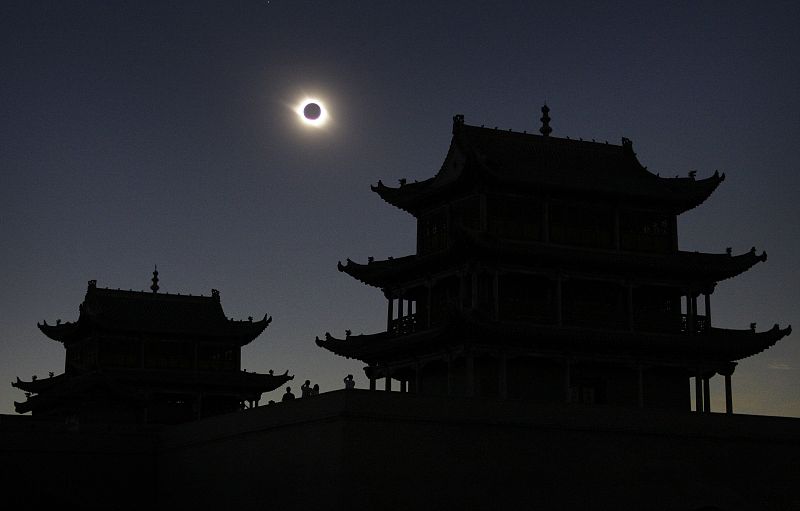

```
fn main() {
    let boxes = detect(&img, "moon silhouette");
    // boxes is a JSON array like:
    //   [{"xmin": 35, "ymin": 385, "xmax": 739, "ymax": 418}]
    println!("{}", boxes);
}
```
[
  {"xmin": 303, "ymin": 103, "xmax": 321, "ymax": 120},
  {"xmin": 296, "ymin": 98, "xmax": 328, "ymax": 127}
]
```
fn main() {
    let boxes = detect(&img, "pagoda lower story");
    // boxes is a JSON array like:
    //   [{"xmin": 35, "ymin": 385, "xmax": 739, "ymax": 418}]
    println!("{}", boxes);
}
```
[{"xmin": 320, "ymin": 311, "xmax": 789, "ymax": 413}]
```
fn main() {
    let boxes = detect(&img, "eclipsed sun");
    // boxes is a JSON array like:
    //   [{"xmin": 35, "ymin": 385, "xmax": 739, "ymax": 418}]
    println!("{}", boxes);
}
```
[{"xmin": 296, "ymin": 98, "xmax": 328, "ymax": 127}]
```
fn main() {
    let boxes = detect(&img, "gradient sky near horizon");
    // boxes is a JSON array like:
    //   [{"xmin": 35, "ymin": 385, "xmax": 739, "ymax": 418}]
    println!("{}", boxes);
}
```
[{"xmin": 1, "ymin": 1, "xmax": 798, "ymax": 417}]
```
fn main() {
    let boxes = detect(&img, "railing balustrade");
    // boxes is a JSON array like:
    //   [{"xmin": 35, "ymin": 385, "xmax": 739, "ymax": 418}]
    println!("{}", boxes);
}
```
[{"xmin": 390, "ymin": 313, "xmax": 418, "ymax": 335}]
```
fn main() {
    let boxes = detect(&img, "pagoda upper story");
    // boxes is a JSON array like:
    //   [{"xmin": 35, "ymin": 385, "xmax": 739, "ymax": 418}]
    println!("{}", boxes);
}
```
[
  {"xmin": 14, "ymin": 273, "xmax": 292, "ymax": 424},
  {"xmin": 372, "ymin": 112, "xmax": 724, "ymax": 257},
  {"xmin": 318, "ymin": 107, "xmax": 790, "ymax": 413}
]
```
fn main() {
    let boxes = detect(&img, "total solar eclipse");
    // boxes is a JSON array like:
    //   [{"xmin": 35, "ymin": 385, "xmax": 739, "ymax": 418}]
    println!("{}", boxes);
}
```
[
  {"xmin": 303, "ymin": 102, "xmax": 321, "ymax": 120},
  {"xmin": 296, "ymin": 98, "xmax": 328, "ymax": 127}
]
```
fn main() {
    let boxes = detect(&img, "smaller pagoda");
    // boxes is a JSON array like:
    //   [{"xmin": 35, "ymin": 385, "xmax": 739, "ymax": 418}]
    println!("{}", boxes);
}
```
[{"xmin": 13, "ymin": 271, "xmax": 292, "ymax": 424}]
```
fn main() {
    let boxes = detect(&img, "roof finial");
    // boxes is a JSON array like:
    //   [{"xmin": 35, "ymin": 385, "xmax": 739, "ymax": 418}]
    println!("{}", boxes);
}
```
[
  {"xmin": 452, "ymin": 114, "xmax": 464, "ymax": 134},
  {"xmin": 539, "ymin": 104, "xmax": 552, "ymax": 137},
  {"xmin": 150, "ymin": 265, "xmax": 159, "ymax": 294}
]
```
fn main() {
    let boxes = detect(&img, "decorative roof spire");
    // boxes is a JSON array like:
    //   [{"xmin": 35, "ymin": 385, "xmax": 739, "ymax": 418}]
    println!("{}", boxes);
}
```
[
  {"xmin": 150, "ymin": 266, "xmax": 159, "ymax": 294},
  {"xmin": 452, "ymin": 114, "xmax": 465, "ymax": 134},
  {"xmin": 539, "ymin": 104, "xmax": 552, "ymax": 137}
]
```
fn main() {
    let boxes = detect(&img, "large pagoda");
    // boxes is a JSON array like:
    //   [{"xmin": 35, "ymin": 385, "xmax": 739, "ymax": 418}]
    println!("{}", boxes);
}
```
[
  {"xmin": 13, "ymin": 271, "xmax": 292, "ymax": 424},
  {"xmin": 317, "ymin": 107, "xmax": 791, "ymax": 412}
]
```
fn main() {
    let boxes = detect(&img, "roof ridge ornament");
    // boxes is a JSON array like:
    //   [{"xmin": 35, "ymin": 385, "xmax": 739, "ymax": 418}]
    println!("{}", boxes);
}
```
[
  {"xmin": 621, "ymin": 137, "xmax": 635, "ymax": 156},
  {"xmin": 452, "ymin": 114, "xmax": 464, "ymax": 134},
  {"xmin": 539, "ymin": 104, "xmax": 552, "ymax": 137},
  {"xmin": 150, "ymin": 265, "xmax": 159, "ymax": 294}
]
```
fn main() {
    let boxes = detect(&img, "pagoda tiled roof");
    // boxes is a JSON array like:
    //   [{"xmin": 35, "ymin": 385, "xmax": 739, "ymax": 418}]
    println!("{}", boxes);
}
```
[
  {"xmin": 12, "ymin": 368, "xmax": 293, "ymax": 415},
  {"xmin": 316, "ymin": 314, "xmax": 791, "ymax": 366},
  {"xmin": 372, "ymin": 117, "xmax": 724, "ymax": 215},
  {"xmin": 338, "ymin": 231, "xmax": 767, "ymax": 289},
  {"xmin": 38, "ymin": 281, "xmax": 270, "ymax": 345}
]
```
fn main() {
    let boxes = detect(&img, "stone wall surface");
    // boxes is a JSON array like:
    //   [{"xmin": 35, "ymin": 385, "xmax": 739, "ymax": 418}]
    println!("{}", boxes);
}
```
[{"xmin": 3, "ymin": 391, "xmax": 799, "ymax": 510}]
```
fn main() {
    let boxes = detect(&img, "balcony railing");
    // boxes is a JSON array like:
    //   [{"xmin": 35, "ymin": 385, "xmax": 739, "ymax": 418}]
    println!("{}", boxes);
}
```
[
  {"xmin": 680, "ymin": 314, "xmax": 708, "ymax": 334},
  {"xmin": 390, "ymin": 313, "xmax": 418, "ymax": 336}
]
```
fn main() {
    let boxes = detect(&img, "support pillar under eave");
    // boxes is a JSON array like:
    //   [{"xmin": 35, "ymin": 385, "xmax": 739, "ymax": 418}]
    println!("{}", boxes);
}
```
[
  {"xmin": 703, "ymin": 376, "xmax": 711, "ymax": 413},
  {"xmin": 720, "ymin": 362, "xmax": 736, "ymax": 415},
  {"xmin": 725, "ymin": 373, "xmax": 733, "ymax": 414},
  {"xmin": 369, "ymin": 377, "xmax": 376, "ymax": 391},
  {"xmin": 387, "ymin": 297, "xmax": 394, "ymax": 330},
  {"xmin": 695, "ymin": 375, "xmax": 703, "ymax": 412}
]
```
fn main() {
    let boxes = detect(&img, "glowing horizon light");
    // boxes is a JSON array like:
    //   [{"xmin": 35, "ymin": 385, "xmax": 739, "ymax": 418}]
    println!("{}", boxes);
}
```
[{"xmin": 296, "ymin": 98, "xmax": 328, "ymax": 127}]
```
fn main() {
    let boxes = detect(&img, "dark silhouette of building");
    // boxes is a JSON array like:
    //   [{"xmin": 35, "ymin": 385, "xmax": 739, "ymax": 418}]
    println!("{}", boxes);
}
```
[
  {"xmin": 2, "ymin": 110, "xmax": 798, "ymax": 511},
  {"xmin": 12, "ymin": 272, "xmax": 292, "ymax": 424},
  {"xmin": 318, "ymin": 107, "xmax": 791, "ymax": 412}
]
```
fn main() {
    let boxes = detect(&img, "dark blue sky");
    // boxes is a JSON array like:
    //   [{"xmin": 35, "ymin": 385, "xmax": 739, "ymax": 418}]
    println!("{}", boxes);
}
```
[{"xmin": 2, "ymin": 1, "xmax": 798, "ymax": 416}]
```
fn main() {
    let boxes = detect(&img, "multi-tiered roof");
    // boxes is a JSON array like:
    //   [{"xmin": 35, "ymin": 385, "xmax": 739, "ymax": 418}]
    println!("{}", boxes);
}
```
[
  {"xmin": 318, "ymin": 108, "xmax": 790, "ymax": 410},
  {"xmin": 14, "ymin": 275, "xmax": 292, "ymax": 423}
]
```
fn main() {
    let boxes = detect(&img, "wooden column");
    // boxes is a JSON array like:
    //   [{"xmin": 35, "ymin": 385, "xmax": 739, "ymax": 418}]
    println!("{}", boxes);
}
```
[
  {"xmin": 704, "ymin": 292, "xmax": 712, "ymax": 329},
  {"xmin": 686, "ymin": 295, "xmax": 693, "ymax": 335},
  {"xmin": 720, "ymin": 363, "xmax": 736, "ymax": 415},
  {"xmin": 369, "ymin": 376, "xmax": 376, "ymax": 391},
  {"xmin": 613, "ymin": 207, "xmax": 621, "ymax": 250},
  {"xmin": 387, "ymin": 296, "xmax": 394, "ymax": 330},
  {"xmin": 724, "ymin": 374, "xmax": 733, "ymax": 414},
  {"xmin": 385, "ymin": 372, "xmax": 392, "ymax": 392},
  {"xmin": 695, "ymin": 376, "xmax": 701, "ymax": 412},
  {"xmin": 703, "ymin": 376, "xmax": 711, "ymax": 413}
]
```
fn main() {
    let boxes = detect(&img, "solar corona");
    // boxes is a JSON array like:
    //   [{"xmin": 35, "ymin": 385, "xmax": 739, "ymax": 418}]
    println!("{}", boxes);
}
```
[{"xmin": 296, "ymin": 98, "xmax": 327, "ymax": 127}]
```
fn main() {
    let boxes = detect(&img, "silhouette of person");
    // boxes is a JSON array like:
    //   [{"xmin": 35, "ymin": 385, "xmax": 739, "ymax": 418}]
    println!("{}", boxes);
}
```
[
  {"xmin": 312, "ymin": 383, "xmax": 320, "ymax": 395},
  {"xmin": 281, "ymin": 387, "xmax": 295, "ymax": 402},
  {"xmin": 344, "ymin": 374, "xmax": 355, "ymax": 389},
  {"xmin": 301, "ymin": 380, "xmax": 312, "ymax": 397}
]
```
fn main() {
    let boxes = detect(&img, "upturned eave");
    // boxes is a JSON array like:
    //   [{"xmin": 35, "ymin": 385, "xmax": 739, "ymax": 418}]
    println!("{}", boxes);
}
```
[
  {"xmin": 337, "ymin": 232, "xmax": 768, "ymax": 289},
  {"xmin": 315, "ymin": 316, "xmax": 791, "ymax": 366},
  {"xmin": 369, "ymin": 118, "xmax": 726, "ymax": 216}
]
